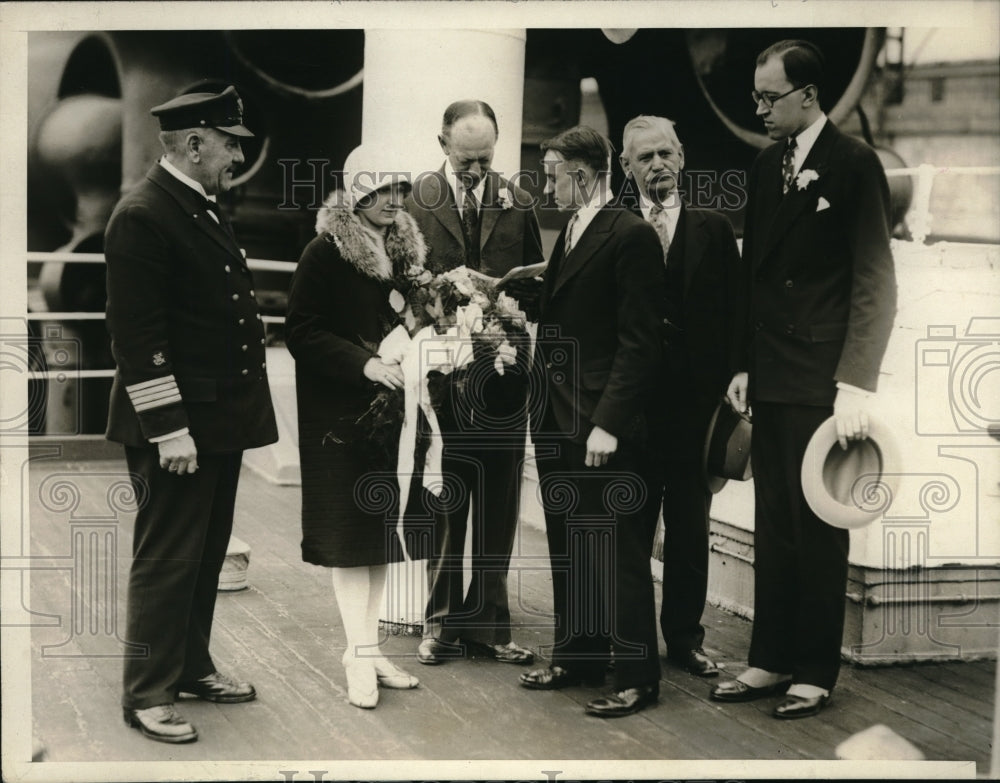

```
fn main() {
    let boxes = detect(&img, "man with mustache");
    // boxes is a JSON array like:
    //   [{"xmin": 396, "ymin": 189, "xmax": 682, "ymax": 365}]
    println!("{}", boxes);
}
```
[
  {"xmin": 105, "ymin": 86, "xmax": 277, "ymax": 743},
  {"xmin": 404, "ymin": 99, "xmax": 544, "ymax": 667},
  {"xmin": 618, "ymin": 115, "xmax": 741, "ymax": 680}
]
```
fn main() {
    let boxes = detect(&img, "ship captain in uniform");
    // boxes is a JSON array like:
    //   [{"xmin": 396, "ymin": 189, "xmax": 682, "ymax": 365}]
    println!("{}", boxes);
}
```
[{"xmin": 104, "ymin": 85, "xmax": 278, "ymax": 744}]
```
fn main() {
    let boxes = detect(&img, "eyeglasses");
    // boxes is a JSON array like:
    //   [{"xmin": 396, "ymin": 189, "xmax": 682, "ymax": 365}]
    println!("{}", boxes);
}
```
[{"xmin": 751, "ymin": 85, "xmax": 808, "ymax": 109}]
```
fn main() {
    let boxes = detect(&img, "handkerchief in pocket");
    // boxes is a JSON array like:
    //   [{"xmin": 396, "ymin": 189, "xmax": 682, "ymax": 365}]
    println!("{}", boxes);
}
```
[{"xmin": 816, "ymin": 196, "xmax": 831, "ymax": 212}]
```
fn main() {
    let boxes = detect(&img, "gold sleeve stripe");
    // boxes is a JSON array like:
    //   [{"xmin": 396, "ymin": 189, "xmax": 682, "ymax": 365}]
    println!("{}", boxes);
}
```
[
  {"xmin": 125, "ymin": 375, "xmax": 178, "ymax": 393},
  {"xmin": 126, "ymin": 376, "xmax": 182, "ymax": 411},
  {"xmin": 133, "ymin": 392, "xmax": 183, "ymax": 412}
]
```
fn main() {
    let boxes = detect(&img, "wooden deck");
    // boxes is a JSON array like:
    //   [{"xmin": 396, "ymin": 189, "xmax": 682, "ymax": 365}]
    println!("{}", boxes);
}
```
[{"xmin": 22, "ymin": 450, "xmax": 995, "ymax": 778}]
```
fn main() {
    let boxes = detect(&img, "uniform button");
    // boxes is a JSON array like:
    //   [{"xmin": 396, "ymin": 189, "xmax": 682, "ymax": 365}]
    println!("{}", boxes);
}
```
[
  {"xmin": 250, "ymin": 289, "xmax": 255, "ymax": 296},
  {"xmin": 545, "ymin": 361, "xmax": 553, "ymax": 369},
  {"xmin": 785, "ymin": 279, "xmax": 794, "ymax": 288},
  {"xmin": 241, "ymin": 369, "xmax": 249, "ymax": 376},
  {"xmin": 225, "ymin": 265, "xmax": 231, "ymax": 273},
  {"xmin": 256, "ymin": 314, "xmax": 262, "ymax": 321},
  {"xmin": 260, "ymin": 338, "xmax": 265, "ymax": 345},
  {"xmin": 785, "ymin": 324, "xmax": 795, "ymax": 334},
  {"xmin": 232, "ymin": 294, "xmax": 239, "ymax": 301},
  {"xmin": 238, "ymin": 318, "xmax": 245, "ymax": 325},
  {"xmin": 261, "ymin": 362, "xmax": 266, "ymax": 369},
  {"xmin": 241, "ymin": 344, "xmax": 248, "ymax": 351}
]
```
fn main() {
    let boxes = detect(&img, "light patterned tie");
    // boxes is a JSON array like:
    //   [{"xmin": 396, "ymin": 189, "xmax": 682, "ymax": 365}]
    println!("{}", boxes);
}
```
[
  {"xmin": 649, "ymin": 203, "xmax": 671, "ymax": 259},
  {"xmin": 564, "ymin": 212, "xmax": 579, "ymax": 255},
  {"xmin": 782, "ymin": 136, "xmax": 798, "ymax": 195}
]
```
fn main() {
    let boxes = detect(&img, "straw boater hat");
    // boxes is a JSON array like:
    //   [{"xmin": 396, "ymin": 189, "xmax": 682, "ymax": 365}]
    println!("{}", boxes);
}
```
[{"xmin": 800, "ymin": 414, "xmax": 900, "ymax": 529}]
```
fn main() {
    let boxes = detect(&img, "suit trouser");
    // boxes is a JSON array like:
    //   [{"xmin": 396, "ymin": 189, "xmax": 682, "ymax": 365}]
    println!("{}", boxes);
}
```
[
  {"xmin": 122, "ymin": 446, "xmax": 243, "ymax": 709},
  {"xmin": 423, "ymin": 438, "xmax": 526, "ymax": 645},
  {"xmin": 647, "ymin": 396, "xmax": 716, "ymax": 654},
  {"xmin": 535, "ymin": 436, "xmax": 661, "ymax": 690},
  {"xmin": 747, "ymin": 402, "xmax": 849, "ymax": 691},
  {"xmin": 656, "ymin": 451, "xmax": 712, "ymax": 653}
]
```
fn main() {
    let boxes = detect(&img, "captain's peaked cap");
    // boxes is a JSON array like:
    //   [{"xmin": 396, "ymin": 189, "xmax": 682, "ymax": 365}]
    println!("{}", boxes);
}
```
[{"xmin": 151, "ymin": 85, "xmax": 253, "ymax": 137}]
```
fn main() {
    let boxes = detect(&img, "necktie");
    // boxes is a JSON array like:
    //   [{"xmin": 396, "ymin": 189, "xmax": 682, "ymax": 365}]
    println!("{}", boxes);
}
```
[
  {"xmin": 564, "ymin": 212, "xmax": 579, "ymax": 255},
  {"xmin": 782, "ymin": 136, "xmax": 798, "ymax": 194},
  {"xmin": 649, "ymin": 204, "xmax": 671, "ymax": 259},
  {"xmin": 460, "ymin": 187, "xmax": 481, "ymax": 269},
  {"xmin": 203, "ymin": 198, "xmax": 237, "ymax": 245}
]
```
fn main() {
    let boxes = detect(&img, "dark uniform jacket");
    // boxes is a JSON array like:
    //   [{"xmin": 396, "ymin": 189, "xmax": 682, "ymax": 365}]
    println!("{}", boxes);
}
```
[
  {"xmin": 104, "ymin": 163, "xmax": 278, "ymax": 453},
  {"xmin": 734, "ymin": 121, "xmax": 897, "ymax": 405}
]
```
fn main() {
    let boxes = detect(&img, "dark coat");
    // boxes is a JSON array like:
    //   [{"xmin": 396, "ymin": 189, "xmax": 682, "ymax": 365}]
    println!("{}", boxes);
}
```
[
  {"xmin": 535, "ymin": 205, "xmax": 668, "ymax": 445},
  {"xmin": 104, "ymin": 163, "xmax": 277, "ymax": 453},
  {"xmin": 734, "ymin": 121, "xmax": 897, "ymax": 405},
  {"xmin": 285, "ymin": 194, "xmax": 426, "ymax": 567}
]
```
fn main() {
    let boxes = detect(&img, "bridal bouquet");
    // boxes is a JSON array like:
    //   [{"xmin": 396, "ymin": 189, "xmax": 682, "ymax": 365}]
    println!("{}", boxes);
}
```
[{"xmin": 357, "ymin": 265, "xmax": 530, "ymax": 495}]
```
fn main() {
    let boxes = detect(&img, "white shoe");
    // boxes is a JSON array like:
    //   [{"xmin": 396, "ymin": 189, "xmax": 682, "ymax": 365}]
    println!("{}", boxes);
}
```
[
  {"xmin": 374, "ymin": 658, "xmax": 419, "ymax": 689},
  {"xmin": 342, "ymin": 651, "xmax": 378, "ymax": 709}
]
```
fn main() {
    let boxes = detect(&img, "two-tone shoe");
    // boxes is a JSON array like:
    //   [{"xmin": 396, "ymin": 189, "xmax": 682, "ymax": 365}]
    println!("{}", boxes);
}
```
[
  {"xmin": 177, "ymin": 671, "xmax": 256, "ymax": 704},
  {"xmin": 124, "ymin": 704, "xmax": 198, "ymax": 744},
  {"xmin": 584, "ymin": 685, "xmax": 659, "ymax": 718},
  {"xmin": 709, "ymin": 678, "xmax": 791, "ymax": 703}
]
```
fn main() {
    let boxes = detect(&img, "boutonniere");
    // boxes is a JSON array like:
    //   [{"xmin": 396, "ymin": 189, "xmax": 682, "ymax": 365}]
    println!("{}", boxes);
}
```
[
  {"xmin": 497, "ymin": 186, "xmax": 514, "ymax": 210},
  {"xmin": 796, "ymin": 169, "xmax": 819, "ymax": 191}
]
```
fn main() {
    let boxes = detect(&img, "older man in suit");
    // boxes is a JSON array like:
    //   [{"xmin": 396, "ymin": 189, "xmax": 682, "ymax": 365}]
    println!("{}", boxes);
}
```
[
  {"xmin": 518, "ymin": 125, "xmax": 667, "ymax": 718},
  {"xmin": 618, "ymin": 115, "xmax": 741, "ymax": 679},
  {"xmin": 712, "ymin": 40, "xmax": 896, "ymax": 719},
  {"xmin": 105, "ymin": 86, "xmax": 278, "ymax": 743},
  {"xmin": 404, "ymin": 99, "xmax": 544, "ymax": 666}
]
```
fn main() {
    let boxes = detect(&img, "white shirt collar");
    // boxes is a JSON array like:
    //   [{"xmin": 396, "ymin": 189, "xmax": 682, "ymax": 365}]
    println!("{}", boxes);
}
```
[
  {"xmin": 567, "ymin": 180, "xmax": 612, "ymax": 247},
  {"xmin": 639, "ymin": 190, "xmax": 681, "ymax": 249},
  {"xmin": 159, "ymin": 157, "xmax": 215, "ymax": 203},
  {"xmin": 638, "ymin": 190, "xmax": 681, "ymax": 220},
  {"xmin": 444, "ymin": 158, "xmax": 486, "ymax": 216},
  {"xmin": 791, "ymin": 113, "xmax": 827, "ymax": 174}
]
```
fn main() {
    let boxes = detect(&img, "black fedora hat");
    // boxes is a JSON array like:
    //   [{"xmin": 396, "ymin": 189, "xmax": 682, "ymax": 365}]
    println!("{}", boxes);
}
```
[{"xmin": 703, "ymin": 398, "xmax": 753, "ymax": 494}]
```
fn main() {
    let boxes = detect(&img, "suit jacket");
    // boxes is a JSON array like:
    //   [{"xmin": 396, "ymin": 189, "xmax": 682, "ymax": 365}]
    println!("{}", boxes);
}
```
[
  {"xmin": 618, "ymin": 197, "xmax": 742, "ymax": 413},
  {"xmin": 406, "ymin": 167, "xmax": 545, "ymax": 433},
  {"xmin": 734, "ymin": 121, "xmax": 897, "ymax": 405},
  {"xmin": 535, "ymin": 205, "xmax": 667, "ymax": 445},
  {"xmin": 104, "ymin": 163, "xmax": 278, "ymax": 452},
  {"xmin": 405, "ymin": 166, "xmax": 544, "ymax": 276}
]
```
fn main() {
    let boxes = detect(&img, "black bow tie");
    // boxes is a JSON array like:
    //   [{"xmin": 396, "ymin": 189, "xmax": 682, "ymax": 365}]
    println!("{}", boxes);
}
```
[{"xmin": 202, "ymin": 198, "xmax": 222, "ymax": 218}]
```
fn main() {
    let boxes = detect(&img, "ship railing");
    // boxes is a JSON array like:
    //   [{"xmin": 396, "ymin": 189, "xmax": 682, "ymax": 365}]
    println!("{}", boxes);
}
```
[{"xmin": 24, "ymin": 163, "xmax": 1000, "ymax": 381}]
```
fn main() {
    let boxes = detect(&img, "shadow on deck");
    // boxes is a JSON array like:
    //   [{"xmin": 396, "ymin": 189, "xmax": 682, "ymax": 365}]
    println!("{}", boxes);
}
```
[{"xmin": 22, "ymin": 451, "xmax": 995, "ymax": 779}]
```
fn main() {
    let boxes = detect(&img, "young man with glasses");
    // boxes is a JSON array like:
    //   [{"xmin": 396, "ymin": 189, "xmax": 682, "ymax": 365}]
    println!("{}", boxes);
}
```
[{"xmin": 715, "ymin": 40, "xmax": 896, "ymax": 720}]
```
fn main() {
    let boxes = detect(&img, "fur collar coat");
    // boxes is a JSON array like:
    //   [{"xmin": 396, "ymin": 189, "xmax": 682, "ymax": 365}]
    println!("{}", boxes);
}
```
[{"xmin": 315, "ymin": 190, "xmax": 427, "ymax": 280}]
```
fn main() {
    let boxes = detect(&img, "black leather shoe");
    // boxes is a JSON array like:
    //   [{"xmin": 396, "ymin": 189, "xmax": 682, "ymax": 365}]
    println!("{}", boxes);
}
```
[
  {"xmin": 709, "ymin": 678, "xmax": 791, "ymax": 703},
  {"xmin": 466, "ymin": 640, "xmax": 535, "ymax": 665},
  {"xmin": 585, "ymin": 685, "xmax": 659, "ymax": 718},
  {"xmin": 416, "ymin": 638, "xmax": 463, "ymax": 665},
  {"xmin": 774, "ymin": 692, "xmax": 830, "ymax": 719},
  {"xmin": 177, "ymin": 671, "xmax": 256, "ymax": 703},
  {"xmin": 519, "ymin": 665, "xmax": 603, "ymax": 690},
  {"xmin": 123, "ymin": 704, "xmax": 197, "ymax": 744},
  {"xmin": 668, "ymin": 648, "xmax": 720, "ymax": 677}
]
